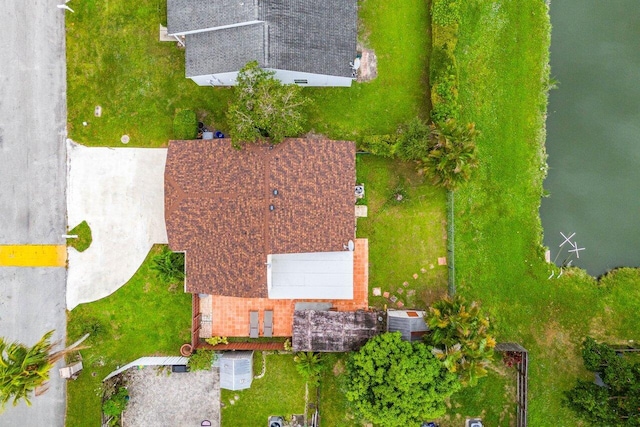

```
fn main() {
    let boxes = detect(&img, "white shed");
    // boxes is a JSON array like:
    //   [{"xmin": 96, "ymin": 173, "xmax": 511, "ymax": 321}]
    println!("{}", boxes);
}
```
[{"xmin": 219, "ymin": 351, "xmax": 254, "ymax": 391}]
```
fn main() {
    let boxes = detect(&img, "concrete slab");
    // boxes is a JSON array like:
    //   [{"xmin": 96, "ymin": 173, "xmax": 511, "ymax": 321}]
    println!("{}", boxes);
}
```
[
  {"xmin": 124, "ymin": 367, "xmax": 220, "ymax": 427},
  {"xmin": 66, "ymin": 141, "xmax": 168, "ymax": 309}
]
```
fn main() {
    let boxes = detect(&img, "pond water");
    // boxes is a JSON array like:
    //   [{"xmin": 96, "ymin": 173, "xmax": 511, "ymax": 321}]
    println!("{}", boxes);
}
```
[{"xmin": 541, "ymin": 1, "xmax": 640, "ymax": 276}]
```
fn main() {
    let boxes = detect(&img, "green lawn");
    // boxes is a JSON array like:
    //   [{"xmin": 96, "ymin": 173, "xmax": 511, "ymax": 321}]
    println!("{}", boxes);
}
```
[
  {"xmin": 452, "ymin": 1, "xmax": 640, "ymax": 425},
  {"xmin": 221, "ymin": 352, "xmax": 306, "ymax": 426},
  {"xmin": 66, "ymin": 220, "xmax": 92, "ymax": 252},
  {"xmin": 318, "ymin": 354, "xmax": 355, "ymax": 427},
  {"xmin": 65, "ymin": 246, "xmax": 191, "ymax": 426},
  {"xmin": 356, "ymin": 155, "xmax": 448, "ymax": 309},
  {"xmin": 66, "ymin": 0, "xmax": 429, "ymax": 147}
]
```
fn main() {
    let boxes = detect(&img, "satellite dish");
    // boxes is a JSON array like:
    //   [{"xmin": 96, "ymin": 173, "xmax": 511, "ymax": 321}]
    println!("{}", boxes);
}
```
[{"xmin": 347, "ymin": 240, "xmax": 355, "ymax": 251}]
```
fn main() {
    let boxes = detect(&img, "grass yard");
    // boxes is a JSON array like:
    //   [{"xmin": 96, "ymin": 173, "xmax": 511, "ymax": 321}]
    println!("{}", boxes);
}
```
[
  {"xmin": 221, "ymin": 352, "xmax": 306, "ymax": 426},
  {"xmin": 66, "ymin": 0, "xmax": 430, "ymax": 147},
  {"xmin": 356, "ymin": 155, "xmax": 448, "ymax": 308},
  {"xmin": 65, "ymin": 246, "xmax": 191, "ymax": 426},
  {"xmin": 318, "ymin": 354, "xmax": 354, "ymax": 427},
  {"xmin": 452, "ymin": 1, "xmax": 640, "ymax": 424},
  {"xmin": 66, "ymin": 220, "xmax": 92, "ymax": 252}
]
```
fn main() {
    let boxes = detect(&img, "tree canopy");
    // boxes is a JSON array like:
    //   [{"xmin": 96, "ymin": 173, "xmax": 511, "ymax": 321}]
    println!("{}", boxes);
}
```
[
  {"xmin": 0, "ymin": 331, "xmax": 85, "ymax": 412},
  {"xmin": 425, "ymin": 294, "xmax": 496, "ymax": 386},
  {"xmin": 422, "ymin": 118, "xmax": 479, "ymax": 190},
  {"xmin": 346, "ymin": 332, "xmax": 460, "ymax": 427},
  {"xmin": 226, "ymin": 61, "xmax": 309, "ymax": 146},
  {"xmin": 564, "ymin": 337, "xmax": 640, "ymax": 425}
]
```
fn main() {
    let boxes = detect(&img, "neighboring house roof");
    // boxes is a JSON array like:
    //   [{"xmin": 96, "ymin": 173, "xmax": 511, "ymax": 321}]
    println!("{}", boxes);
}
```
[
  {"xmin": 386, "ymin": 310, "xmax": 429, "ymax": 342},
  {"xmin": 167, "ymin": 0, "xmax": 356, "ymax": 78},
  {"xmin": 292, "ymin": 310, "xmax": 380, "ymax": 352},
  {"xmin": 165, "ymin": 138, "xmax": 355, "ymax": 298}
]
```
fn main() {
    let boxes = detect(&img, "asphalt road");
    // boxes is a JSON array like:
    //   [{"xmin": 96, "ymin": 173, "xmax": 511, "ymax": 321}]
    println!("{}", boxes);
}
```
[{"xmin": 0, "ymin": 0, "xmax": 67, "ymax": 425}]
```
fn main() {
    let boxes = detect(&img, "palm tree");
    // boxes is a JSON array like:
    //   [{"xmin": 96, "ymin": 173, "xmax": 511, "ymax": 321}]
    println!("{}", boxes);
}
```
[
  {"xmin": 425, "ymin": 295, "xmax": 495, "ymax": 386},
  {"xmin": 422, "ymin": 119, "xmax": 479, "ymax": 190},
  {"xmin": 0, "ymin": 331, "xmax": 88, "ymax": 412}
]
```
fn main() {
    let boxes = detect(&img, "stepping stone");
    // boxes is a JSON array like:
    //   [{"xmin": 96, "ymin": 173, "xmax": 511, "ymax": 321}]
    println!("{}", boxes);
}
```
[
  {"xmin": 397, "ymin": 301, "xmax": 404, "ymax": 308},
  {"xmin": 397, "ymin": 288, "xmax": 404, "ymax": 294},
  {"xmin": 373, "ymin": 287, "xmax": 381, "ymax": 296},
  {"xmin": 403, "ymin": 281, "xmax": 409, "ymax": 287},
  {"xmin": 413, "ymin": 273, "xmax": 419, "ymax": 279},
  {"xmin": 430, "ymin": 264, "xmax": 434, "ymax": 269},
  {"xmin": 421, "ymin": 268, "xmax": 427, "ymax": 273},
  {"xmin": 390, "ymin": 295, "xmax": 398, "ymax": 303},
  {"xmin": 438, "ymin": 257, "xmax": 447, "ymax": 266},
  {"xmin": 383, "ymin": 291, "xmax": 390, "ymax": 298},
  {"xmin": 407, "ymin": 290, "xmax": 416, "ymax": 297}
]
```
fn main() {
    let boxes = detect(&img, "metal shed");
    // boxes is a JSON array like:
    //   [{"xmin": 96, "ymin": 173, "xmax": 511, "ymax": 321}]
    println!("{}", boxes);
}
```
[
  {"xmin": 219, "ymin": 351, "xmax": 253, "ymax": 391},
  {"xmin": 386, "ymin": 310, "xmax": 429, "ymax": 342}
]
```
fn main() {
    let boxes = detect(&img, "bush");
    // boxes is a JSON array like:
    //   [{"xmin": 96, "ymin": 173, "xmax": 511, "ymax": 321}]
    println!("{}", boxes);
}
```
[
  {"xmin": 431, "ymin": 73, "xmax": 460, "ymax": 123},
  {"xmin": 432, "ymin": 0, "xmax": 460, "ymax": 27},
  {"xmin": 102, "ymin": 386, "xmax": 128, "ymax": 418},
  {"xmin": 187, "ymin": 350, "xmax": 215, "ymax": 371},
  {"xmin": 396, "ymin": 118, "xmax": 431, "ymax": 160},
  {"xmin": 359, "ymin": 134, "xmax": 398, "ymax": 157},
  {"xmin": 205, "ymin": 336, "xmax": 228, "ymax": 347},
  {"xmin": 151, "ymin": 246, "xmax": 185, "ymax": 284},
  {"xmin": 173, "ymin": 110, "xmax": 198, "ymax": 140}
]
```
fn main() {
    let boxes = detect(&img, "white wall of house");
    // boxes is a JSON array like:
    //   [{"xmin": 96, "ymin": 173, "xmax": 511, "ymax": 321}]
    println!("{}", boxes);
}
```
[{"xmin": 190, "ymin": 68, "xmax": 353, "ymax": 87}]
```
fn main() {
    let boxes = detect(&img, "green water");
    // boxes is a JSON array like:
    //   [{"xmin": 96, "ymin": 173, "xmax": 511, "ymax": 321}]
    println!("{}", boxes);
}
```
[{"xmin": 541, "ymin": 1, "xmax": 640, "ymax": 276}]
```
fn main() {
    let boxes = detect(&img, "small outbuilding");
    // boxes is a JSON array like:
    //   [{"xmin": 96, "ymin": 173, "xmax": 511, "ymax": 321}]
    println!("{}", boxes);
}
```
[
  {"xmin": 219, "ymin": 351, "xmax": 254, "ymax": 391},
  {"xmin": 292, "ymin": 310, "xmax": 380, "ymax": 352},
  {"xmin": 386, "ymin": 310, "xmax": 429, "ymax": 342}
]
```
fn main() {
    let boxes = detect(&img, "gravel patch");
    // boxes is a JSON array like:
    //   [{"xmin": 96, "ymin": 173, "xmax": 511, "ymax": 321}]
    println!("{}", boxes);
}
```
[{"xmin": 124, "ymin": 367, "xmax": 220, "ymax": 426}]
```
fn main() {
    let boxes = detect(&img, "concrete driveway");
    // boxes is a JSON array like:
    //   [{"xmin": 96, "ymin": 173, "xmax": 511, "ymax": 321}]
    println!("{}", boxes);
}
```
[
  {"xmin": 0, "ymin": 0, "xmax": 67, "ymax": 425},
  {"xmin": 66, "ymin": 141, "xmax": 168, "ymax": 309},
  {"xmin": 124, "ymin": 367, "xmax": 221, "ymax": 426}
]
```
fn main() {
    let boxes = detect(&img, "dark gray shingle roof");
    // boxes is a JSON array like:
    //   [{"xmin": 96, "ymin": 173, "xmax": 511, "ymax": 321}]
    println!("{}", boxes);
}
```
[
  {"xmin": 186, "ymin": 25, "xmax": 266, "ymax": 77},
  {"xmin": 170, "ymin": 0, "xmax": 356, "ymax": 78},
  {"xmin": 260, "ymin": 0, "xmax": 356, "ymax": 77},
  {"xmin": 167, "ymin": 0, "xmax": 259, "ymax": 35}
]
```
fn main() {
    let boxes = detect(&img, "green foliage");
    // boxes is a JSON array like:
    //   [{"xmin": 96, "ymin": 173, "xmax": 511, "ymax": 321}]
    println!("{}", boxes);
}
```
[
  {"xmin": 187, "ymin": 350, "xmax": 215, "ymax": 371},
  {"xmin": 421, "ymin": 119, "xmax": 479, "ymax": 190},
  {"xmin": 359, "ymin": 134, "xmax": 398, "ymax": 157},
  {"xmin": 0, "ymin": 331, "xmax": 58, "ymax": 412},
  {"xmin": 294, "ymin": 352, "xmax": 324, "ymax": 387},
  {"xmin": 172, "ymin": 110, "xmax": 198, "ymax": 140},
  {"xmin": 564, "ymin": 338, "xmax": 640, "ymax": 425},
  {"xmin": 425, "ymin": 295, "xmax": 495, "ymax": 386},
  {"xmin": 346, "ymin": 332, "xmax": 460, "ymax": 426},
  {"xmin": 432, "ymin": 0, "xmax": 461, "ymax": 27},
  {"xmin": 430, "ymin": 72, "xmax": 460, "ymax": 123},
  {"xmin": 395, "ymin": 117, "xmax": 431, "ymax": 161},
  {"xmin": 227, "ymin": 61, "xmax": 309, "ymax": 146},
  {"xmin": 205, "ymin": 336, "xmax": 229, "ymax": 347},
  {"xmin": 67, "ymin": 220, "xmax": 92, "ymax": 252},
  {"xmin": 151, "ymin": 246, "xmax": 185, "ymax": 284},
  {"xmin": 102, "ymin": 386, "xmax": 128, "ymax": 417}
]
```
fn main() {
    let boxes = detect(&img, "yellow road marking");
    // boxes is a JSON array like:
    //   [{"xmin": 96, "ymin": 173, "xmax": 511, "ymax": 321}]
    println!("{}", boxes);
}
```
[{"xmin": 0, "ymin": 245, "xmax": 67, "ymax": 267}]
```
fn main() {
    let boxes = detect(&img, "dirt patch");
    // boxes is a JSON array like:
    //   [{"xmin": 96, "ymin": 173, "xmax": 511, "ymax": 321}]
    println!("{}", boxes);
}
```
[
  {"xmin": 356, "ymin": 48, "xmax": 378, "ymax": 82},
  {"xmin": 332, "ymin": 359, "xmax": 345, "ymax": 376}
]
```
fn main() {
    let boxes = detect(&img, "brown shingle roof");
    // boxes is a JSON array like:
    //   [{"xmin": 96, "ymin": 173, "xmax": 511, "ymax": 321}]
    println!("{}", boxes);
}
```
[{"xmin": 165, "ymin": 138, "xmax": 355, "ymax": 297}]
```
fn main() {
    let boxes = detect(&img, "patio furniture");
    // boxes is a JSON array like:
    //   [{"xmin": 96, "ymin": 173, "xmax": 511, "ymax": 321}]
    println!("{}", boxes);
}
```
[
  {"xmin": 59, "ymin": 361, "xmax": 83, "ymax": 380},
  {"xmin": 249, "ymin": 311, "xmax": 259, "ymax": 338},
  {"xmin": 263, "ymin": 310, "xmax": 273, "ymax": 337}
]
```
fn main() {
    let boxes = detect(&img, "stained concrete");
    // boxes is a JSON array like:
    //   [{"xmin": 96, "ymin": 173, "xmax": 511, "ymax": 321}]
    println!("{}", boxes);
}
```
[
  {"xmin": 124, "ymin": 367, "xmax": 220, "ymax": 427},
  {"xmin": 66, "ymin": 141, "xmax": 168, "ymax": 309}
]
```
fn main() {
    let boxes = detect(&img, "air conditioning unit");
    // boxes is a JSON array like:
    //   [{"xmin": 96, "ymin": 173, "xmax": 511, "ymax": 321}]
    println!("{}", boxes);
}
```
[{"xmin": 268, "ymin": 416, "xmax": 284, "ymax": 427}]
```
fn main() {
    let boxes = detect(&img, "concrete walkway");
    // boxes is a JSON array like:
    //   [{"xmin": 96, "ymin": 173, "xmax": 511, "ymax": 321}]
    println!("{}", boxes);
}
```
[{"xmin": 66, "ymin": 141, "xmax": 168, "ymax": 309}]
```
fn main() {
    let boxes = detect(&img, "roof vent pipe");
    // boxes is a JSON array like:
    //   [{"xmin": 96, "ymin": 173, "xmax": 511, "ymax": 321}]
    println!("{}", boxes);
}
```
[{"xmin": 269, "ymin": 204, "xmax": 275, "ymax": 211}]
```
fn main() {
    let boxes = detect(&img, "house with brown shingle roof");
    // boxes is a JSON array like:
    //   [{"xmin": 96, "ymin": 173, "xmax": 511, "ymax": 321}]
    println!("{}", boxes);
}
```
[{"xmin": 164, "ymin": 138, "xmax": 370, "ymax": 342}]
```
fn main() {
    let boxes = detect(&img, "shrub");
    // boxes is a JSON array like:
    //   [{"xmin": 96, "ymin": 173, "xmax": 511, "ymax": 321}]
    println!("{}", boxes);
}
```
[
  {"xmin": 432, "ymin": 0, "xmax": 460, "ymax": 27},
  {"xmin": 102, "ymin": 386, "xmax": 128, "ymax": 418},
  {"xmin": 187, "ymin": 350, "xmax": 215, "ymax": 371},
  {"xmin": 151, "ymin": 246, "xmax": 185, "ymax": 284},
  {"xmin": 173, "ymin": 110, "xmax": 198, "ymax": 140},
  {"xmin": 359, "ymin": 134, "xmax": 398, "ymax": 157},
  {"xmin": 396, "ymin": 118, "xmax": 431, "ymax": 160},
  {"xmin": 205, "ymin": 336, "xmax": 228, "ymax": 347}
]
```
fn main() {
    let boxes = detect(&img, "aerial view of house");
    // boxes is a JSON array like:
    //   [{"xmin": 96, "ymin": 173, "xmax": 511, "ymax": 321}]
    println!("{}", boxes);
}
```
[{"xmin": 2, "ymin": 0, "xmax": 640, "ymax": 427}]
